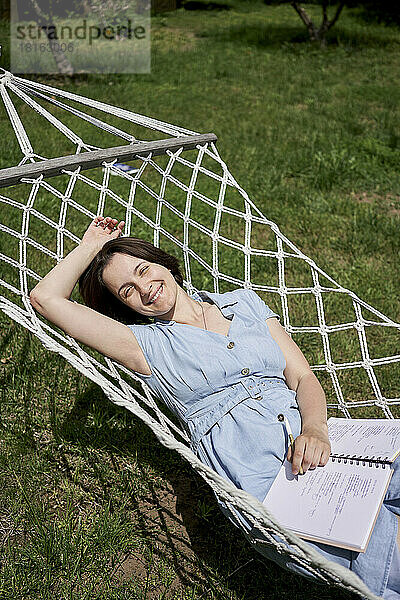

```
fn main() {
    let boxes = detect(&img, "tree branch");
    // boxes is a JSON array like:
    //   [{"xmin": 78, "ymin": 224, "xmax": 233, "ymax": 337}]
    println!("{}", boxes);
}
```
[
  {"xmin": 321, "ymin": 1, "xmax": 329, "ymax": 29},
  {"xmin": 292, "ymin": 0, "xmax": 345, "ymax": 45},
  {"xmin": 291, "ymin": 2, "xmax": 316, "ymax": 40},
  {"xmin": 29, "ymin": 0, "xmax": 74, "ymax": 75},
  {"xmin": 318, "ymin": 0, "xmax": 345, "ymax": 39},
  {"xmin": 327, "ymin": 0, "xmax": 345, "ymax": 31}
]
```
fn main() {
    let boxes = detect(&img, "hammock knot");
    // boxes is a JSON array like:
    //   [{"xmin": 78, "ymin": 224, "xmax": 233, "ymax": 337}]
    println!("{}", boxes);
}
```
[
  {"xmin": 374, "ymin": 397, "xmax": 386, "ymax": 405},
  {"xmin": 362, "ymin": 360, "xmax": 373, "ymax": 370},
  {"xmin": 0, "ymin": 73, "xmax": 11, "ymax": 85},
  {"xmin": 22, "ymin": 152, "xmax": 36, "ymax": 161},
  {"xmin": 21, "ymin": 175, "xmax": 43, "ymax": 186},
  {"xmin": 102, "ymin": 160, "xmax": 115, "ymax": 169}
]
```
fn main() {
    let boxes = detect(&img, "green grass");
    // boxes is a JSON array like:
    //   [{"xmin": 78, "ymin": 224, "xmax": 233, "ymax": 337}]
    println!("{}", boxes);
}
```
[{"xmin": 0, "ymin": 2, "xmax": 400, "ymax": 598}]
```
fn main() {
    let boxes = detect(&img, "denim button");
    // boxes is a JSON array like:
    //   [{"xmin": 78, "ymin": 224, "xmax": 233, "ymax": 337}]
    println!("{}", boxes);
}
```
[
  {"xmin": 241, "ymin": 368, "xmax": 249, "ymax": 376},
  {"xmin": 227, "ymin": 341, "xmax": 235, "ymax": 349},
  {"xmin": 277, "ymin": 414, "xmax": 284, "ymax": 421}
]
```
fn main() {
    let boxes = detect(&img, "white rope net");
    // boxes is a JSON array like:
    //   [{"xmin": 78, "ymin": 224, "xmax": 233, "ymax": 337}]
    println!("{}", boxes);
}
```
[{"xmin": 0, "ymin": 70, "xmax": 399, "ymax": 600}]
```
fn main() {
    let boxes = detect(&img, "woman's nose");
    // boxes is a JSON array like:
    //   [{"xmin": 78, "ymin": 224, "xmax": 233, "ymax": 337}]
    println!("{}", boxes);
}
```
[{"xmin": 137, "ymin": 280, "xmax": 152, "ymax": 300}]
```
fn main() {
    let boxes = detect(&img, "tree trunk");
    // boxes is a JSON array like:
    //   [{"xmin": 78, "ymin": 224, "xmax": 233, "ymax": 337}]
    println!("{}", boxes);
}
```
[
  {"xmin": 0, "ymin": 0, "xmax": 10, "ymax": 20},
  {"xmin": 291, "ymin": 1, "xmax": 346, "ymax": 47},
  {"xmin": 30, "ymin": 0, "xmax": 74, "ymax": 75}
]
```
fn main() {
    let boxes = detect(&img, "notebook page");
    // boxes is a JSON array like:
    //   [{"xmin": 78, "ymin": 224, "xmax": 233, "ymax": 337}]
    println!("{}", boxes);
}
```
[
  {"xmin": 328, "ymin": 418, "xmax": 400, "ymax": 461},
  {"xmin": 262, "ymin": 459, "xmax": 392, "ymax": 551}
]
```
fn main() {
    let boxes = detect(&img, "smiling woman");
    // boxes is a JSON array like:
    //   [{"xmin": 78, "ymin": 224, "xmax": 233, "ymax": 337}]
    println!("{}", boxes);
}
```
[
  {"xmin": 78, "ymin": 232, "xmax": 184, "ymax": 325},
  {"xmin": 28, "ymin": 215, "xmax": 400, "ymax": 599}
]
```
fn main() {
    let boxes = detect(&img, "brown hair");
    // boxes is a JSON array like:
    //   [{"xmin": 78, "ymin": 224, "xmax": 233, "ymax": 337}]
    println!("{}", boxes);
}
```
[{"xmin": 78, "ymin": 237, "xmax": 184, "ymax": 325}]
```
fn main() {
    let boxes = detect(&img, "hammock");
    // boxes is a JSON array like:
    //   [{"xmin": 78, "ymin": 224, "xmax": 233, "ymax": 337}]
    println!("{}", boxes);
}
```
[{"xmin": 0, "ymin": 69, "xmax": 399, "ymax": 600}]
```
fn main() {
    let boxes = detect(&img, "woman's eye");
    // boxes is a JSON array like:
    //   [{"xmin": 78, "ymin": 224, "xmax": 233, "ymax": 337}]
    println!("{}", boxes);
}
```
[
  {"xmin": 140, "ymin": 265, "xmax": 149, "ymax": 275},
  {"xmin": 124, "ymin": 286, "xmax": 132, "ymax": 298}
]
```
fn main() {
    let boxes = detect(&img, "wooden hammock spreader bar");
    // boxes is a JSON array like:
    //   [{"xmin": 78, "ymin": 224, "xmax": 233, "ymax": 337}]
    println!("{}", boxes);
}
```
[{"xmin": 0, "ymin": 133, "xmax": 218, "ymax": 189}]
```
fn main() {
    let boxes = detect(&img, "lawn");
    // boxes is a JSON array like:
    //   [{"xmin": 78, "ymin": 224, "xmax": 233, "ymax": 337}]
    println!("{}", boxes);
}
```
[{"xmin": 0, "ymin": 1, "xmax": 399, "ymax": 598}]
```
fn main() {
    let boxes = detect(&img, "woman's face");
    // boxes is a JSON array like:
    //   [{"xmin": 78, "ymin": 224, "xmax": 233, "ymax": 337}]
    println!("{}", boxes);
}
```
[{"xmin": 102, "ymin": 252, "xmax": 179, "ymax": 318}]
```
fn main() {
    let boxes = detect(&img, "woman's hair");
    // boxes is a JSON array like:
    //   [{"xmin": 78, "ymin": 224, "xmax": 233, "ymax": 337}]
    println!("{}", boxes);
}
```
[{"xmin": 78, "ymin": 237, "xmax": 184, "ymax": 325}]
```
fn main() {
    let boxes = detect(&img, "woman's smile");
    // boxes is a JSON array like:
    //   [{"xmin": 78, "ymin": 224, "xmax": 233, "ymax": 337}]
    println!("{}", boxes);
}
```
[{"xmin": 147, "ymin": 283, "xmax": 163, "ymax": 305}]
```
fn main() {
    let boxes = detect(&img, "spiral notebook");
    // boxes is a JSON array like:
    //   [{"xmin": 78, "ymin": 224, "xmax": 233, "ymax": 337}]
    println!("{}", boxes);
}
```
[{"xmin": 262, "ymin": 418, "xmax": 400, "ymax": 552}]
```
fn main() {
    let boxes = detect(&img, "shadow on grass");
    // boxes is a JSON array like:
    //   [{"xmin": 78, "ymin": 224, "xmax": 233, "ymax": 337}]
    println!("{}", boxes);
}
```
[
  {"xmin": 349, "ymin": 6, "xmax": 400, "ymax": 28},
  {"xmin": 0, "ymin": 328, "xmax": 37, "ymax": 449},
  {"xmin": 182, "ymin": 0, "xmax": 232, "ymax": 10},
  {"xmin": 201, "ymin": 22, "xmax": 399, "ymax": 50},
  {"xmin": 56, "ymin": 384, "xmax": 358, "ymax": 600}
]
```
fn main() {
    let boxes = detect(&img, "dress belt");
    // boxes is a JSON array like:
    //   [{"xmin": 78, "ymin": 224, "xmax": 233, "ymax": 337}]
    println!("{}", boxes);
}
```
[{"xmin": 184, "ymin": 375, "xmax": 290, "ymax": 453}]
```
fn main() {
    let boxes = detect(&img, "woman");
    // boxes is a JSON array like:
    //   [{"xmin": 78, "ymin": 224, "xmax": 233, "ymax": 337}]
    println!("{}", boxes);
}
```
[{"xmin": 30, "ymin": 216, "xmax": 400, "ymax": 598}]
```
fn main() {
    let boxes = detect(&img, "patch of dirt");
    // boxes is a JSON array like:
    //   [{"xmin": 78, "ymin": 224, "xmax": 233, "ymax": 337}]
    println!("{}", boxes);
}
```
[
  {"xmin": 351, "ymin": 191, "xmax": 375, "ymax": 203},
  {"xmin": 165, "ymin": 27, "xmax": 196, "ymax": 40},
  {"xmin": 110, "ymin": 551, "xmax": 186, "ymax": 598},
  {"xmin": 154, "ymin": 26, "xmax": 197, "ymax": 51},
  {"xmin": 107, "ymin": 476, "xmax": 214, "ymax": 598},
  {"xmin": 360, "ymin": 116, "xmax": 376, "ymax": 127},
  {"xmin": 351, "ymin": 191, "xmax": 400, "ymax": 215}
]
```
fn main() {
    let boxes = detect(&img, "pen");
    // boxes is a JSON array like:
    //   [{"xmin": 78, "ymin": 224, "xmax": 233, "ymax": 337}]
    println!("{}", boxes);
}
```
[{"xmin": 279, "ymin": 414, "xmax": 304, "ymax": 475}]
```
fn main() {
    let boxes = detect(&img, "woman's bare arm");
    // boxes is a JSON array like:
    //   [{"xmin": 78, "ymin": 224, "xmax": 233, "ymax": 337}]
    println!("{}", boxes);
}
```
[
  {"xmin": 29, "ymin": 216, "xmax": 151, "ymax": 375},
  {"xmin": 265, "ymin": 317, "xmax": 331, "ymax": 475}
]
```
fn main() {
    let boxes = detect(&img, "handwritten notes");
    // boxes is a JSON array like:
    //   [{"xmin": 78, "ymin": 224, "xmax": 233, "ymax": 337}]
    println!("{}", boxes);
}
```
[
  {"xmin": 262, "ymin": 459, "xmax": 392, "ymax": 551},
  {"xmin": 328, "ymin": 418, "xmax": 400, "ymax": 461}
]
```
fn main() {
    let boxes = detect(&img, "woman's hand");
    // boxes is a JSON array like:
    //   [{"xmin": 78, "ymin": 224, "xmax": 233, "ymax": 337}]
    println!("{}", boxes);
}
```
[
  {"xmin": 287, "ymin": 425, "xmax": 331, "ymax": 475},
  {"xmin": 80, "ymin": 216, "xmax": 125, "ymax": 250}
]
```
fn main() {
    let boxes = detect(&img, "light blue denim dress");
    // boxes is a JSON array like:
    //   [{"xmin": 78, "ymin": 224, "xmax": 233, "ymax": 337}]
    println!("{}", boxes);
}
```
[{"xmin": 127, "ymin": 288, "xmax": 400, "ymax": 598}]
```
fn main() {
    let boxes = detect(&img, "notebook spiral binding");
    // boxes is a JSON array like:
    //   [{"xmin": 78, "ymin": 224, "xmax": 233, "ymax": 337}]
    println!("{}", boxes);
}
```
[{"xmin": 331, "ymin": 454, "xmax": 390, "ymax": 468}]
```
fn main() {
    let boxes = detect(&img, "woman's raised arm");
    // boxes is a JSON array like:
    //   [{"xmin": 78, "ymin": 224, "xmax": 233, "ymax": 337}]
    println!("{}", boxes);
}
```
[{"xmin": 29, "ymin": 216, "xmax": 151, "ymax": 376}]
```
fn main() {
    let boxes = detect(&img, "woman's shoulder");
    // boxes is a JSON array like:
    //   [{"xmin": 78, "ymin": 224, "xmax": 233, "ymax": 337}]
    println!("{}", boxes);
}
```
[
  {"xmin": 196, "ymin": 287, "xmax": 252, "ymax": 304},
  {"xmin": 205, "ymin": 287, "xmax": 264, "ymax": 306},
  {"xmin": 125, "ymin": 322, "xmax": 161, "ymax": 338},
  {"xmin": 218, "ymin": 288, "xmax": 280, "ymax": 321}
]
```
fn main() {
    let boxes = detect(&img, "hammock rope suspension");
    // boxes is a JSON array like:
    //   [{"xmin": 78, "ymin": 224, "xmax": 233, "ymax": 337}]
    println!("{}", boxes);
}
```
[{"xmin": 0, "ymin": 69, "xmax": 398, "ymax": 600}]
